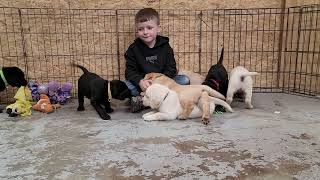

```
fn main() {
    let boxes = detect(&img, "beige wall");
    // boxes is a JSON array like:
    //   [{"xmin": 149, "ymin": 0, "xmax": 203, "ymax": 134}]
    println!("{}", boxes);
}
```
[
  {"xmin": 0, "ymin": 0, "xmax": 318, "ymax": 10},
  {"xmin": 0, "ymin": 0, "xmax": 305, "ymax": 9}
]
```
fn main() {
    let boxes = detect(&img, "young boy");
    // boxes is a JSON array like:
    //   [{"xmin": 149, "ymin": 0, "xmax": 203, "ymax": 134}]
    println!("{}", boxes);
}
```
[{"xmin": 124, "ymin": 8, "xmax": 189, "ymax": 113}]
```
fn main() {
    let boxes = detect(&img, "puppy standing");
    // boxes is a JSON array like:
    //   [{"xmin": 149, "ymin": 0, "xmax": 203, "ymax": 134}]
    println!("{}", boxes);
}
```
[
  {"xmin": 202, "ymin": 47, "xmax": 228, "ymax": 97},
  {"xmin": 226, "ymin": 66, "xmax": 259, "ymax": 109},
  {"xmin": 73, "ymin": 64, "xmax": 131, "ymax": 120}
]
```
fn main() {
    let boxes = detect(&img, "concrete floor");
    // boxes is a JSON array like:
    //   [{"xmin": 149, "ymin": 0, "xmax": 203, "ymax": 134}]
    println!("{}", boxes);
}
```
[{"xmin": 0, "ymin": 93, "xmax": 320, "ymax": 179}]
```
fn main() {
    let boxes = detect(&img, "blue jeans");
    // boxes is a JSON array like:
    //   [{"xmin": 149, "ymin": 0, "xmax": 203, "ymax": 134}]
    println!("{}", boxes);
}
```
[{"xmin": 124, "ymin": 75, "xmax": 190, "ymax": 96}]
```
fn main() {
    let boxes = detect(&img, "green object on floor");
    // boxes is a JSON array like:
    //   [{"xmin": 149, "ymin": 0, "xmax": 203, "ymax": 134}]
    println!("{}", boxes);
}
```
[
  {"xmin": 214, "ymin": 111, "xmax": 223, "ymax": 115},
  {"xmin": 214, "ymin": 105, "xmax": 226, "ymax": 114}
]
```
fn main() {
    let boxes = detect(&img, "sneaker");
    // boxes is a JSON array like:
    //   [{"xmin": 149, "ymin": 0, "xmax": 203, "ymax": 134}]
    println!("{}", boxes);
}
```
[{"xmin": 130, "ymin": 96, "xmax": 144, "ymax": 113}]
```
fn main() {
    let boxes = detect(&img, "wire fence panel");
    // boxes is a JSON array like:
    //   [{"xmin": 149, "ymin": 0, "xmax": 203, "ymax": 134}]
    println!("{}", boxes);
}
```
[
  {"xmin": 281, "ymin": 5, "xmax": 320, "ymax": 96},
  {"xmin": 0, "ymin": 5, "xmax": 319, "ymax": 103}
]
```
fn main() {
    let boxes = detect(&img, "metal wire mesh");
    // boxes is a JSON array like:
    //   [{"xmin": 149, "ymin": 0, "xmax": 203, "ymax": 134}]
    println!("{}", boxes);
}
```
[{"xmin": 0, "ymin": 5, "xmax": 319, "ymax": 103}]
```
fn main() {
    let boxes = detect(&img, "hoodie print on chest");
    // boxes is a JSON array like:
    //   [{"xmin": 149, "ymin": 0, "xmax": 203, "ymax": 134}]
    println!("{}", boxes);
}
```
[{"xmin": 145, "ymin": 55, "xmax": 158, "ymax": 64}]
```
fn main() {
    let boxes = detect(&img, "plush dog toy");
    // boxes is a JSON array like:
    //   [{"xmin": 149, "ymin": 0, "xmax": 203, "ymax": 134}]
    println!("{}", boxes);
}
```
[
  {"xmin": 28, "ymin": 80, "xmax": 40, "ymax": 101},
  {"xmin": 48, "ymin": 81, "xmax": 72, "ymax": 104},
  {"xmin": 32, "ymin": 94, "xmax": 61, "ymax": 113},
  {"xmin": 6, "ymin": 86, "xmax": 32, "ymax": 117}
]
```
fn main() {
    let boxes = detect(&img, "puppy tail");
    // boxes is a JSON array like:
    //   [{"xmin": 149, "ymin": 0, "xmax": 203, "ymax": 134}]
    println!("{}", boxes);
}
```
[
  {"xmin": 202, "ymin": 85, "xmax": 225, "ymax": 100},
  {"xmin": 72, "ymin": 63, "xmax": 89, "ymax": 74},
  {"xmin": 209, "ymin": 96, "xmax": 233, "ymax": 113},
  {"xmin": 217, "ymin": 47, "xmax": 224, "ymax": 65},
  {"xmin": 240, "ymin": 72, "xmax": 259, "ymax": 82}
]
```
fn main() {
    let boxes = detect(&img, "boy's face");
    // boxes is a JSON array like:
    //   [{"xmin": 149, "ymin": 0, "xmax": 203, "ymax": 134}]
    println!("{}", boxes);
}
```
[{"xmin": 136, "ymin": 19, "xmax": 160, "ymax": 48}]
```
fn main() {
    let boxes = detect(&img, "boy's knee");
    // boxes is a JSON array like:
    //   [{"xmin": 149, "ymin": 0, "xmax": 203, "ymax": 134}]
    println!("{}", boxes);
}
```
[
  {"xmin": 174, "ymin": 75, "xmax": 190, "ymax": 85},
  {"xmin": 123, "ymin": 80, "xmax": 140, "ymax": 96}
]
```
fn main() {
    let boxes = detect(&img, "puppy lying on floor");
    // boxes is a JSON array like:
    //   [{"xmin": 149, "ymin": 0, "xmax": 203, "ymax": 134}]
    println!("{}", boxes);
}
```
[
  {"xmin": 142, "ymin": 84, "xmax": 233, "ymax": 123},
  {"xmin": 226, "ymin": 66, "xmax": 259, "ymax": 109},
  {"xmin": 0, "ymin": 66, "xmax": 28, "ymax": 113},
  {"xmin": 144, "ymin": 72, "xmax": 225, "ymax": 124},
  {"xmin": 73, "ymin": 64, "xmax": 132, "ymax": 120}
]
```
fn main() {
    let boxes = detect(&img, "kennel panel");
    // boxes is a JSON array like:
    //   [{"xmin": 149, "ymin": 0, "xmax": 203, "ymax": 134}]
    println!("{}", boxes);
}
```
[
  {"xmin": 0, "ymin": 5, "xmax": 319, "ymax": 103},
  {"xmin": 20, "ymin": 8, "xmax": 119, "ymax": 79},
  {"xmin": 116, "ymin": 9, "xmax": 136, "ymax": 80},
  {"xmin": 199, "ymin": 8, "xmax": 283, "ymax": 92},
  {"xmin": 160, "ymin": 10, "xmax": 201, "ymax": 73},
  {"xmin": 282, "ymin": 5, "xmax": 319, "ymax": 96},
  {"xmin": 0, "ymin": 8, "xmax": 27, "ymax": 103}
]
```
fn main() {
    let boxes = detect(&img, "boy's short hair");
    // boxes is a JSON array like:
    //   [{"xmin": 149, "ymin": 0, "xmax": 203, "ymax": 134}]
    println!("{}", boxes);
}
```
[{"xmin": 135, "ymin": 8, "xmax": 160, "ymax": 25}]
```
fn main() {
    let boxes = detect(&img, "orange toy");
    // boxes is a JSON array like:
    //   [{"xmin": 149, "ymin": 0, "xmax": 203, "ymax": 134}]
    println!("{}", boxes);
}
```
[{"xmin": 32, "ymin": 94, "xmax": 61, "ymax": 113}]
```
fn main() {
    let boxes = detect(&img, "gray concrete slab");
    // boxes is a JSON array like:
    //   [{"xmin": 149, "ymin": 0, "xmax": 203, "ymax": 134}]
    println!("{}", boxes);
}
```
[{"xmin": 1, "ymin": 93, "xmax": 320, "ymax": 179}]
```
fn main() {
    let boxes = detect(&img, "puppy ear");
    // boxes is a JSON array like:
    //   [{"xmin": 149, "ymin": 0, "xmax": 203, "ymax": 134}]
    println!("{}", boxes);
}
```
[
  {"xmin": 144, "ymin": 73, "xmax": 152, "ymax": 80},
  {"xmin": 146, "ymin": 85, "xmax": 160, "ymax": 109},
  {"xmin": 149, "ymin": 85, "xmax": 169, "ymax": 109}
]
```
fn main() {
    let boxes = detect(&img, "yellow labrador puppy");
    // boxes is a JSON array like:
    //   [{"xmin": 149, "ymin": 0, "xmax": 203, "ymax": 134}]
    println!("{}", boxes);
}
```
[
  {"xmin": 226, "ymin": 66, "xmax": 259, "ymax": 109},
  {"xmin": 144, "ymin": 72, "xmax": 225, "ymax": 124},
  {"xmin": 142, "ymin": 84, "xmax": 233, "ymax": 124}
]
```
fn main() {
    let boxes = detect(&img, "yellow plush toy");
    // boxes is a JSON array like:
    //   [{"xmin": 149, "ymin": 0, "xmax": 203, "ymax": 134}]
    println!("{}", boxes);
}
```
[
  {"xmin": 32, "ymin": 94, "xmax": 61, "ymax": 113},
  {"xmin": 6, "ymin": 86, "xmax": 32, "ymax": 117}
]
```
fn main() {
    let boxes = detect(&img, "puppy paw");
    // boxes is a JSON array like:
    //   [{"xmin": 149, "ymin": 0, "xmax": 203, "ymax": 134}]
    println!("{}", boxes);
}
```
[
  {"xmin": 77, "ymin": 106, "xmax": 85, "ymax": 111},
  {"xmin": 202, "ymin": 117, "xmax": 210, "ymax": 125},
  {"xmin": 143, "ymin": 115, "xmax": 157, "ymax": 121},
  {"xmin": 106, "ymin": 108, "xmax": 114, "ymax": 113},
  {"xmin": 100, "ymin": 114, "xmax": 111, "ymax": 120},
  {"xmin": 142, "ymin": 114, "xmax": 148, "ymax": 119},
  {"xmin": 246, "ymin": 104, "xmax": 253, "ymax": 109},
  {"xmin": 178, "ymin": 115, "xmax": 187, "ymax": 120}
]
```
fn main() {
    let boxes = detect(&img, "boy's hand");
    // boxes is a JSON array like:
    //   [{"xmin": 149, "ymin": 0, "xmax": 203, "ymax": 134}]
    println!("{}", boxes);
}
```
[{"xmin": 139, "ymin": 79, "xmax": 152, "ymax": 91}]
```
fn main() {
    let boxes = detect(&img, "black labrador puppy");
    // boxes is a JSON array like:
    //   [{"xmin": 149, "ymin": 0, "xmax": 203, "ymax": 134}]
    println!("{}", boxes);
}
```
[
  {"xmin": 0, "ymin": 66, "xmax": 28, "ymax": 91},
  {"xmin": 74, "ymin": 64, "xmax": 131, "ymax": 120},
  {"xmin": 202, "ymin": 48, "xmax": 228, "ymax": 112},
  {"xmin": 0, "ymin": 66, "xmax": 28, "ymax": 113},
  {"xmin": 202, "ymin": 47, "xmax": 228, "ymax": 97}
]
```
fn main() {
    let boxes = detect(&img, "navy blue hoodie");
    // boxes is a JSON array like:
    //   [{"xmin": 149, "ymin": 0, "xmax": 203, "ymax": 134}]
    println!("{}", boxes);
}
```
[{"xmin": 125, "ymin": 35, "xmax": 177, "ymax": 90}]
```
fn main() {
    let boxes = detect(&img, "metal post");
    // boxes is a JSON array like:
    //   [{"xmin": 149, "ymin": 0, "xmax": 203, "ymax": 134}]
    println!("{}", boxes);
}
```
[
  {"xmin": 198, "ymin": 11, "xmax": 202, "ymax": 74},
  {"xmin": 18, "ymin": 8, "xmax": 28, "ymax": 79},
  {"xmin": 277, "ymin": 0, "xmax": 286, "ymax": 89},
  {"xmin": 115, "ymin": 10, "xmax": 121, "ymax": 80}
]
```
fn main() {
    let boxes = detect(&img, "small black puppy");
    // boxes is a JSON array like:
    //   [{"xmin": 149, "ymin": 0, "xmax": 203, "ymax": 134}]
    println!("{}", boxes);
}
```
[
  {"xmin": 0, "ymin": 66, "xmax": 28, "ymax": 113},
  {"xmin": 202, "ymin": 47, "xmax": 228, "ymax": 97},
  {"xmin": 0, "ymin": 66, "xmax": 28, "ymax": 91},
  {"xmin": 202, "ymin": 48, "xmax": 228, "ymax": 112},
  {"xmin": 74, "ymin": 64, "xmax": 131, "ymax": 120}
]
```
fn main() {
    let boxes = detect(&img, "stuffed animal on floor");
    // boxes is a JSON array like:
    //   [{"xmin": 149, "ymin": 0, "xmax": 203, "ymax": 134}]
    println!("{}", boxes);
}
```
[
  {"xmin": 32, "ymin": 94, "xmax": 61, "ymax": 113},
  {"xmin": 6, "ymin": 86, "xmax": 33, "ymax": 117},
  {"xmin": 48, "ymin": 81, "xmax": 72, "ymax": 105},
  {"xmin": 28, "ymin": 80, "xmax": 72, "ymax": 105},
  {"xmin": 28, "ymin": 80, "xmax": 40, "ymax": 101}
]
